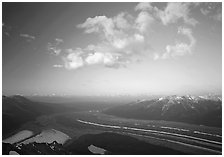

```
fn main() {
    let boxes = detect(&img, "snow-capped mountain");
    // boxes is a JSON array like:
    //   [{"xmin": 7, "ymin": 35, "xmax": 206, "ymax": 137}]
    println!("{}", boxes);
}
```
[{"xmin": 104, "ymin": 95, "xmax": 222, "ymax": 127}]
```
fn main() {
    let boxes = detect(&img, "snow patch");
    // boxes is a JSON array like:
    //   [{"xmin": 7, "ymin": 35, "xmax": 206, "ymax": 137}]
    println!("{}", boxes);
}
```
[
  {"xmin": 20, "ymin": 129, "xmax": 71, "ymax": 145},
  {"xmin": 3, "ymin": 130, "xmax": 34, "ymax": 144},
  {"xmin": 88, "ymin": 144, "xmax": 106, "ymax": 154},
  {"xmin": 9, "ymin": 151, "xmax": 20, "ymax": 155}
]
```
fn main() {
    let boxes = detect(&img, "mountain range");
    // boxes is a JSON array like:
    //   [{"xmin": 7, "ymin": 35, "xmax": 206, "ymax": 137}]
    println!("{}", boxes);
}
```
[{"xmin": 104, "ymin": 95, "xmax": 222, "ymax": 127}]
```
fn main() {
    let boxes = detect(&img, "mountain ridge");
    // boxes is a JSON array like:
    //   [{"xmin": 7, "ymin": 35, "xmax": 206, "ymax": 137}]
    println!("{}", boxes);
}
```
[{"xmin": 104, "ymin": 95, "xmax": 222, "ymax": 127}]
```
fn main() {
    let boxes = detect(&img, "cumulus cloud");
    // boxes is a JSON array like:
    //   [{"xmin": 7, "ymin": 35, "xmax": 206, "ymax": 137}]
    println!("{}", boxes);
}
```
[
  {"xmin": 113, "ymin": 12, "xmax": 131, "ymax": 30},
  {"xmin": 61, "ymin": 46, "xmax": 125, "ymax": 70},
  {"xmin": 135, "ymin": 2, "xmax": 153, "ymax": 11},
  {"xmin": 77, "ymin": 15, "xmax": 115, "ymax": 36},
  {"xmin": 135, "ymin": 2, "xmax": 198, "ymax": 26},
  {"xmin": 63, "ymin": 50, "xmax": 84, "ymax": 70},
  {"xmin": 51, "ymin": 3, "xmax": 199, "ymax": 70},
  {"xmin": 158, "ymin": 3, "xmax": 198, "ymax": 26},
  {"xmin": 135, "ymin": 11, "xmax": 154, "ymax": 33},
  {"xmin": 163, "ymin": 43, "xmax": 191, "ymax": 59},
  {"xmin": 61, "ymin": 48, "xmax": 120, "ymax": 70},
  {"xmin": 85, "ymin": 52, "xmax": 117, "ymax": 65},
  {"xmin": 64, "ymin": 11, "xmax": 151, "ymax": 70},
  {"xmin": 161, "ymin": 27, "xmax": 196, "ymax": 59},
  {"xmin": 77, "ymin": 14, "xmax": 134, "ymax": 50},
  {"xmin": 85, "ymin": 52, "xmax": 105, "ymax": 65},
  {"xmin": 178, "ymin": 26, "xmax": 196, "ymax": 46}
]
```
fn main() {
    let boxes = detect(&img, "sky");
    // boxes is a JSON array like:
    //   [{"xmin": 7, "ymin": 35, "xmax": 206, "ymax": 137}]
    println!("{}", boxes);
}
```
[{"xmin": 2, "ymin": 2, "xmax": 222, "ymax": 96}]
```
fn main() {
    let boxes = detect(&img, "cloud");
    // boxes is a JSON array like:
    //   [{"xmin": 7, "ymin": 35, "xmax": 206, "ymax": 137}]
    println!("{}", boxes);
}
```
[
  {"xmin": 135, "ymin": 2, "xmax": 198, "ymax": 26},
  {"xmin": 200, "ymin": 8, "xmax": 210, "ymax": 15},
  {"xmin": 47, "ymin": 43, "xmax": 61, "ymax": 56},
  {"xmin": 161, "ymin": 27, "xmax": 196, "ymax": 59},
  {"xmin": 77, "ymin": 13, "xmax": 135, "ymax": 51},
  {"xmin": 113, "ymin": 12, "xmax": 131, "ymax": 30},
  {"xmin": 77, "ymin": 15, "xmax": 115, "ymax": 36},
  {"xmin": 77, "ymin": 15, "xmax": 126, "ymax": 49},
  {"xmin": 51, "ymin": 3, "xmax": 199, "ymax": 70},
  {"xmin": 153, "ymin": 53, "xmax": 160, "ymax": 60},
  {"xmin": 47, "ymin": 38, "xmax": 64, "ymax": 56},
  {"xmin": 135, "ymin": 11, "xmax": 154, "ymax": 33},
  {"xmin": 62, "ymin": 48, "xmax": 121, "ymax": 70},
  {"xmin": 199, "ymin": 3, "xmax": 222, "ymax": 22},
  {"xmin": 20, "ymin": 33, "xmax": 36, "ymax": 42},
  {"xmin": 178, "ymin": 26, "xmax": 196, "ymax": 46},
  {"xmin": 134, "ymin": 33, "xmax": 144, "ymax": 42},
  {"xmin": 85, "ymin": 52, "xmax": 105, "ymax": 65},
  {"xmin": 69, "ymin": 12, "xmax": 151, "ymax": 70},
  {"xmin": 135, "ymin": 2, "xmax": 153, "ymax": 11},
  {"xmin": 53, "ymin": 64, "xmax": 63, "ymax": 68},
  {"xmin": 61, "ymin": 47, "xmax": 123, "ymax": 70},
  {"xmin": 63, "ymin": 49, "xmax": 84, "ymax": 70},
  {"xmin": 163, "ymin": 43, "xmax": 191, "ymax": 59},
  {"xmin": 85, "ymin": 52, "xmax": 115, "ymax": 65},
  {"xmin": 158, "ymin": 3, "xmax": 198, "ymax": 26},
  {"xmin": 3, "ymin": 23, "xmax": 12, "ymax": 37},
  {"xmin": 55, "ymin": 38, "xmax": 64, "ymax": 44}
]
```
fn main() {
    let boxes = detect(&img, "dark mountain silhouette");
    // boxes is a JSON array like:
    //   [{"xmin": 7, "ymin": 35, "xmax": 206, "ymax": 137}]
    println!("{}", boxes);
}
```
[
  {"xmin": 2, "ymin": 95, "xmax": 73, "ymax": 137},
  {"xmin": 3, "ymin": 95, "xmax": 42, "ymax": 136},
  {"xmin": 104, "ymin": 95, "xmax": 222, "ymax": 127}
]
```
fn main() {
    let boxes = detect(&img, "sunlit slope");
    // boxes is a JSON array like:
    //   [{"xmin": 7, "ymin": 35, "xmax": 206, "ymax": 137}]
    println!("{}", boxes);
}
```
[{"xmin": 104, "ymin": 95, "xmax": 222, "ymax": 127}]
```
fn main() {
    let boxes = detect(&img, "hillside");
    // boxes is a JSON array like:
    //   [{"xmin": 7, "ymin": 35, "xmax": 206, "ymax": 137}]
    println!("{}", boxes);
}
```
[
  {"xmin": 2, "ymin": 95, "xmax": 73, "ymax": 137},
  {"xmin": 104, "ymin": 95, "xmax": 222, "ymax": 127}
]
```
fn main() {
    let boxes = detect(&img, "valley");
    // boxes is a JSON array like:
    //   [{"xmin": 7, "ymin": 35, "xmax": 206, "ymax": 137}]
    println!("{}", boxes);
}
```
[{"xmin": 2, "ymin": 95, "xmax": 222, "ymax": 155}]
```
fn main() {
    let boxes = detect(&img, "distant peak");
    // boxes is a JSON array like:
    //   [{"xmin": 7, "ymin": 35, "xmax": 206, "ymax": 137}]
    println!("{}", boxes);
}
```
[
  {"xmin": 8, "ymin": 95, "xmax": 30, "ymax": 103},
  {"xmin": 156, "ymin": 94, "xmax": 222, "ymax": 103}
]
